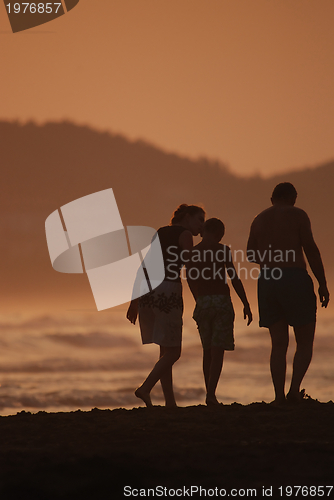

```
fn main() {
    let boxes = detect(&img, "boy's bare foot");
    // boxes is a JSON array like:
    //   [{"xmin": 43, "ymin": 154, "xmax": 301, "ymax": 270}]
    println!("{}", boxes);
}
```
[
  {"xmin": 165, "ymin": 402, "xmax": 178, "ymax": 408},
  {"xmin": 135, "ymin": 387, "xmax": 153, "ymax": 407},
  {"xmin": 269, "ymin": 397, "xmax": 287, "ymax": 407},
  {"xmin": 205, "ymin": 395, "xmax": 221, "ymax": 406}
]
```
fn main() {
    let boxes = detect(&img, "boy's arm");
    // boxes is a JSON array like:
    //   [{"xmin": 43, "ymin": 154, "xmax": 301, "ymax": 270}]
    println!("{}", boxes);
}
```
[
  {"xmin": 179, "ymin": 230, "xmax": 200, "ymax": 300},
  {"xmin": 187, "ymin": 274, "xmax": 198, "ymax": 301},
  {"xmin": 231, "ymin": 277, "xmax": 253, "ymax": 325},
  {"xmin": 225, "ymin": 247, "xmax": 253, "ymax": 325}
]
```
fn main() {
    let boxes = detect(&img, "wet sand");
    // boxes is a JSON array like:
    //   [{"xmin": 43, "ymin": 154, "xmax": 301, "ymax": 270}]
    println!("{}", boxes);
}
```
[{"xmin": 0, "ymin": 399, "xmax": 334, "ymax": 499}]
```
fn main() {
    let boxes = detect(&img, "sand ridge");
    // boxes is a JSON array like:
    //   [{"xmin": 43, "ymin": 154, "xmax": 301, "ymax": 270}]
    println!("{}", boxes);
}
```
[{"xmin": 0, "ymin": 399, "xmax": 333, "ymax": 498}]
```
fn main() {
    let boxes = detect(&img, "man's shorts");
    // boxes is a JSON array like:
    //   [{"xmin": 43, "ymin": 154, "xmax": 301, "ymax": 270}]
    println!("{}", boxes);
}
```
[
  {"xmin": 258, "ymin": 267, "xmax": 317, "ymax": 328},
  {"xmin": 193, "ymin": 294, "xmax": 235, "ymax": 350}
]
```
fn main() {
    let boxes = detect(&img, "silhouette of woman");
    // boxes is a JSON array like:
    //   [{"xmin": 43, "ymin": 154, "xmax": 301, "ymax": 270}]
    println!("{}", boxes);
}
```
[{"xmin": 127, "ymin": 204, "xmax": 205, "ymax": 407}]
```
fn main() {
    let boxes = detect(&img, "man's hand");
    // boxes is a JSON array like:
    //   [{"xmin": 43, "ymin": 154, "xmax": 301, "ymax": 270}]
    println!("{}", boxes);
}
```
[
  {"xmin": 126, "ymin": 300, "xmax": 138, "ymax": 324},
  {"xmin": 244, "ymin": 304, "xmax": 253, "ymax": 326},
  {"xmin": 319, "ymin": 284, "xmax": 330, "ymax": 308}
]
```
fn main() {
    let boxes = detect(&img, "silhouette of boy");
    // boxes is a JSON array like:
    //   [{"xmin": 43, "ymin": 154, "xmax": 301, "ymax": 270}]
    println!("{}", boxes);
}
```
[
  {"xmin": 247, "ymin": 182, "xmax": 330, "ymax": 405},
  {"xmin": 187, "ymin": 218, "xmax": 252, "ymax": 406}
]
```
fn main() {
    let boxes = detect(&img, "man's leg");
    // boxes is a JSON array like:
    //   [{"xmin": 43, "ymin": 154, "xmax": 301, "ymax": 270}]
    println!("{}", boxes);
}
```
[
  {"xmin": 268, "ymin": 319, "xmax": 289, "ymax": 404},
  {"xmin": 287, "ymin": 322, "xmax": 315, "ymax": 401}
]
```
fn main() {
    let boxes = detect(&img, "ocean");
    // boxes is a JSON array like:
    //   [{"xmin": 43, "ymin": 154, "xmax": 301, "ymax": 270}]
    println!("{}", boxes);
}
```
[{"xmin": 0, "ymin": 308, "xmax": 333, "ymax": 415}]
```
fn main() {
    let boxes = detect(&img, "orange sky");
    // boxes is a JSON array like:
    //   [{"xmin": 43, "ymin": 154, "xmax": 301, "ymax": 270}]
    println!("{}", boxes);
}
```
[{"xmin": 1, "ymin": 0, "xmax": 334, "ymax": 177}]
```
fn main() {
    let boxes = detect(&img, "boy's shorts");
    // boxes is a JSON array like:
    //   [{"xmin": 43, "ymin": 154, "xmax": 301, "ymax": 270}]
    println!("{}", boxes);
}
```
[
  {"xmin": 258, "ymin": 267, "xmax": 317, "ymax": 328},
  {"xmin": 193, "ymin": 295, "xmax": 235, "ymax": 350}
]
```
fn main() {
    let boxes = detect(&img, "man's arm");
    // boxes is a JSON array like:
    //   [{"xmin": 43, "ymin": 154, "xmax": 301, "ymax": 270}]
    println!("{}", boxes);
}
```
[{"xmin": 300, "ymin": 212, "xmax": 330, "ymax": 308}]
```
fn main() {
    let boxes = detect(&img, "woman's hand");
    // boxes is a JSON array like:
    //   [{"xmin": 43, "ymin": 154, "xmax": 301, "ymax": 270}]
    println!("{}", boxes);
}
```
[{"xmin": 126, "ymin": 300, "xmax": 138, "ymax": 324}]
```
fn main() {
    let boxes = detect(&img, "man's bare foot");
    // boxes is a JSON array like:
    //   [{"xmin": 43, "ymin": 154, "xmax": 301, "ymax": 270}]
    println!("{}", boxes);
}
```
[
  {"xmin": 205, "ymin": 395, "xmax": 221, "ymax": 406},
  {"xmin": 135, "ymin": 387, "xmax": 153, "ymax": 407},
  {"xmin": 286, "ymin": 388, "xmax": 305, "ymax": 405}
]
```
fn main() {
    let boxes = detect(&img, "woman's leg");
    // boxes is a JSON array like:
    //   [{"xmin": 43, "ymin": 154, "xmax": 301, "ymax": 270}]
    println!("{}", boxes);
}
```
[
  {"xmin": 135, "ymin": 345, "xmax": 181, "ymax": 407},
  {"xmin": 159, "ymin": 346, "xmax": 179, "ymax": 407}
]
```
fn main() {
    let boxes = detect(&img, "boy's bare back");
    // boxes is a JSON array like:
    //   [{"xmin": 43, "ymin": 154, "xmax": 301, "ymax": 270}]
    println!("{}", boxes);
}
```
[{"xmin": 189, "ymin": 241, "xmax": 231, "ymax": 297}]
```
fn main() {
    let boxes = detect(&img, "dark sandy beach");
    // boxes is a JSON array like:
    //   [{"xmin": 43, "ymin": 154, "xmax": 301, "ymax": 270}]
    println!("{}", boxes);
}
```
[{"xmin": 0, "ymin": 399, "xmax": 333, "ymax": 499}]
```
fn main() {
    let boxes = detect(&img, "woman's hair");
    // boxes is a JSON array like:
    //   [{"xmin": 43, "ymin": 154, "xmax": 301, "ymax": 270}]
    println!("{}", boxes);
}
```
[{"xmin": 170, "ymin": 204, "xmax": 205, "ymax": 225}]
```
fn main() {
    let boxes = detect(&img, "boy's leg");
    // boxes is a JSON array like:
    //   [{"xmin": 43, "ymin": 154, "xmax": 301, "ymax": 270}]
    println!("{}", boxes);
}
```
[
  {"xmin": 287, "ymin": 321, "xmax": 315, "ymax": 402},
  {"xmin": 135, "ymin": 345, "xmax": 181, "ymax": 407},
  {"xmin": 205, "ymin": 299, "xmax": 233, "ymax": 405},
  {"xmin": 196, "ymin": 311, "xmax": 213, "ymax": 396},
  {"xmin": 202, "ymin": 349, "xmax": 212, "ymax": 392},
  {"xmin": 206, "ymin": 347, "xmax": 224, "ymax": 405},
  {"xmin": 268, "ymin": 319, "xmax": 289, "ymax": 404}
]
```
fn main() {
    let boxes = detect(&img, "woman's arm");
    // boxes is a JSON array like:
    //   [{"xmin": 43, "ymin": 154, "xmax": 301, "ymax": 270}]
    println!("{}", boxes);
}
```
[
  {"xmin": 126, "ymin": 298, "xmax": 139, "ymax": 324},
  {"xmin": 178, "ymin": 229, "xmax": 193, "ymax": 251},
  {"xmin": 179, "ymin": 229, "xmax": 197, "ymax": 298}
]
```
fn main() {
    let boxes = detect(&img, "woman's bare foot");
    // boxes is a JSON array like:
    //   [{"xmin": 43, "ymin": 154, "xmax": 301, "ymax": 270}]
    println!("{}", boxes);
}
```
[
  {"xmin": 135, "ymin": 387, "xmax": 153, "ymax": 407},
  {"xmin": 205, "ymin": 395, "xmax": 221, "ymax": 406}
]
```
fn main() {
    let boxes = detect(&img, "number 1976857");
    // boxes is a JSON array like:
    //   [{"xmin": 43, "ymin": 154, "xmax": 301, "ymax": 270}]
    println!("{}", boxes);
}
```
[
  {"xmin": 279, "ymin": 486, "xmax": 333, "ymax": 497},
  {"xmin": 6, "ymin": 3, "xmax": 62, "ymax": 14}
]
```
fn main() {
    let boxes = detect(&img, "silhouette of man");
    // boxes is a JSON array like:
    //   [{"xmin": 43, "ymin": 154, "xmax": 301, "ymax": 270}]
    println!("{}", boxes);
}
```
[{"xmin": 247, "ymin": 182, "xmax": 330, "ymax": 404}]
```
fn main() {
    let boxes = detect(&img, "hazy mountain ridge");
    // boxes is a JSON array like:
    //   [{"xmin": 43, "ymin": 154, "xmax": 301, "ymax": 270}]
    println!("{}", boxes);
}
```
[{"xmin": 1, "ymin": 120, "xmax": 333, "ymax": 307}]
